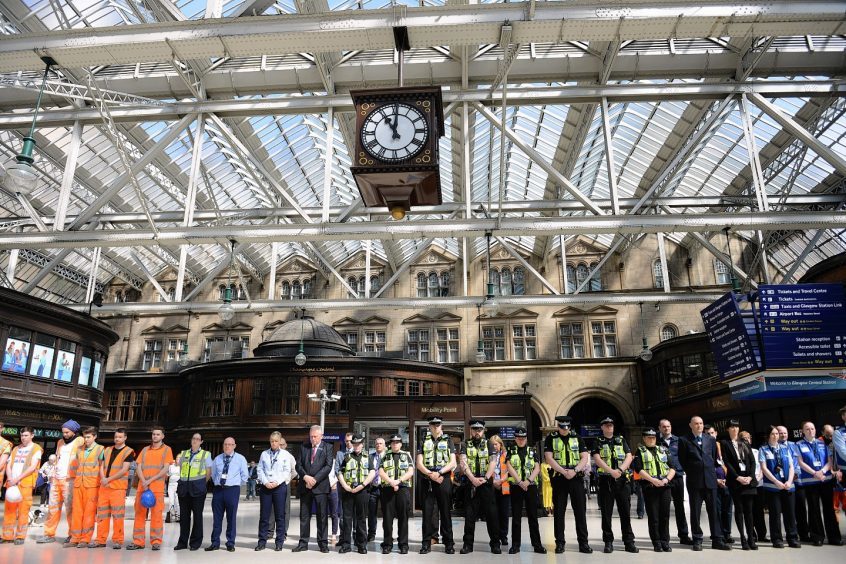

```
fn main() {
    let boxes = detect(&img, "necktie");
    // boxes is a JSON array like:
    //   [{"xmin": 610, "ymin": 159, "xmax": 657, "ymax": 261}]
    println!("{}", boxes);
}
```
[
  {"xmin": 311, "ymin": 445, "xmax": 317, "ymax": 463},
  {"xmin": 222, "ymin": 455, "xmax": 231, "ymax": 485},
  {"xmin": 373, "ymin": 453, "xmax": 381, "ymax": 486}
]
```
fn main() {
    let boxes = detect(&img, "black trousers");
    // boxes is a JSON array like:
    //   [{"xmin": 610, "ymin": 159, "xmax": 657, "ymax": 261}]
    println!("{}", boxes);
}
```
[
  {"xmin": 177, "ymin": 494, "xmax": 206, "ymax": 549},
  {"xmin": 799, "ymin": 483, "xmax": 824, "ymax": 542},
  {"xmin": 298, "ymin": 489, "xmax": 329, "ymax": 549},
  {"xmin": 686, "ymin": 485, "xmax": 721, "ymax": 543},
  {"xmin": 367, "ymin": 485, "xmax": 381, "ymax": 538},
  {"xmin": 766, "ymin": 489, "xmax": 797, "ymax": 543},
  {"xmin": 462, "ymin": 481, "xmax": 500, "ymax": 549},
  {"xmin": 715, "ymin": 485, "xmax": 733, "ymax": 538},
  {"xmin": 340, "ymin": 488, "xmax": 369, "ymax": 549},
  {"xmin": 597, "ymin": 476, "xmax": 634, "ymax": 543},
  {"xmin": 795, "ymin": 485, "xmax": 809, "ymax": 539},
  {"xmin": 819, "ymin": 480, "xmax": 843, "ymax": 543},
  {"xmin": 510, "ymin": 484, "xmax": 541, "ymax": 549},
  {"xmin": 550, "ymin": 474, "xmax": 588, "ymax": 545},
  {"xmin": 752, "ymin": 487, "xmax": 768, "ymax": 541},
  {"xmin": 729, "ymin": 490, "xmax": 755, "ymax": 542},
  {"xmin": 257, "ymin": 484, "xmax": 287, "ymax": 546},
  {"xmin": 669, "ymin": 475, "xmax": 690, "ymax": 539},
  {"xmin": 643, "ymin": 484, "xmax": 671, "ymax": 545},
  {"xmin": 494, "ymin": 488, "xmax": 510, "ymax": 543},
  {"xmin": 380, "ymin": 487, "xmax": 410, "ymax": 550},
  {"xmin": 421, "ymin": 478, "xmax": 453, "ymax": 547}
]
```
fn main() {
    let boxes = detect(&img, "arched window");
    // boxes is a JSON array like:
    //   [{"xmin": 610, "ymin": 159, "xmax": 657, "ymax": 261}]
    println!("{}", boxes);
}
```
[
  {"xmin": 653, "ymin": 260, "xmax": 664, "ymax": 289},
  {"xmin": 488, "ymin": 268, "xmax": 501, "ymax": 295},
  {"xmin": 714, "ymin": 260, "xmax": 731, "ymax": 285},
  {"xmin": 589, "ymin": 262, "xmax": 602, "ymax": 292},
  {"xmin": 114, "ymin": 291, "xmax": 124, "ymax": 303},
  {"xmin": 416, "ymin": 273, "xmax": 427, "ymax": 297},
  {"xmin": 500, "ymin": 267, "xmax": 512, "ymax": 296},
  {"xmin": 359, "ymin": 276, "xmax": 367, "ymax": 297},
  {"xmin": 661, "ymin": 325, "xmax": 678, "ymax": 342},
  {"xmin": 348, "ymin": 276, "xmax": 358, "ymax": 298},
  {"xmin": 167, "ymin": 287, "xmax": 176, "ymax": 301},
  {"xmin": 218, "ymin": 284, "xmax": 227, "ymax": 300},
  {"xmin": 440, "ymin": 272, "xmax": 450, "ymax": 297},
  {"xmin": 576, "ymin": 263, "xmax": 589, "ymax": 290},
  {"xmin": 513, "ymin": 267, "xmax": 525, "ymax": 295},
  {"xmin": 281, "ymin": 281, "xmax": 290, "ymax": 299},
  {"xmin": 428, "ymin": 272, "xmax": 439, "ymax": 297},
  {"xmin": 566, "ymin": 265, "xmax": 576, "ymax": 293},
  {"xmin": 292, "ymin": 280, "xmax": 301, "ymax": 299},
  {"xmin": 369, "ymin": 276, "xmax": 381, "ymax": 297},
  {"xmin": 302, "ymin": 278, "xmax": 311, "ymax": 298}
]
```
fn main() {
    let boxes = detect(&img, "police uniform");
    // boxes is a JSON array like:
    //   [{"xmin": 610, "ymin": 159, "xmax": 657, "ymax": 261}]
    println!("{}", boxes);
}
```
[
  {"xmin": 543, "ymin": 415, "xmax": 592, "ymax": 553},
  {"xmin": 379, "ymin": 434, "xmax": 413, "ymax": 554},
  {"xmin": 459, "ymin": 420, "xmax": 501, "ymax": 554},
  {"xmin": 632, "ymin": 428, "xmax": 675, "ymax": 552},
  {"xmin": 417, "ymin": 416, "xmax": 456, "ymax": 554},
  {"xmin": 338, "ymin": 434, "xmax": 374, "ymax": 554},
  {"xmin": 175, "ymin": 446, "xmax": 212, "ymax": 551},
  {"xmin": 505, "ymin": 427, "xmax": 545, "ymax": 554},
  {"xmin": 591, "ymin": 416, "xmax": 638, "ymax": 553}
]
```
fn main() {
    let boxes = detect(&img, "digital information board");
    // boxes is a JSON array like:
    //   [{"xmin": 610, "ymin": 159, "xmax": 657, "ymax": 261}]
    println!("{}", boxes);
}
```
[
  {"xmin": 758, "ymin": 284, "xmax": 846, "ymax": 370},
  {"xmin": 702, "ymin": 292, "xmax": 761, "ymax": 380}
]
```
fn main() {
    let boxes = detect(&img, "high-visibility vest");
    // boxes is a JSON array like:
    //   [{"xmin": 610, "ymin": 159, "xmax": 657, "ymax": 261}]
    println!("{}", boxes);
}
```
[
  {"xmin": 102, "ymin": 445, "xmax": 135, "ymax": 490},
  {"xmin": 179, "ymin": 449, "xmax": 210, "ymax": 482},
  {"xmin": 760, "ymin": 444, "xmax": 795, "ymax": 492},
  {"xmin": 637, "ymin": 445, "xmax": 670, "ymax": 479},
  {"xmin": 71, "ymin": 443, "xmax": 104, "ymax": 488},
  {"xmin": 794, "ymin": 438, "xmax": 831, "ymax": 485},
  {"xmin": 137, "ymin": 444, "xmax": 174, "ymax": 493},
  {"xmin": 7, "ymin": 443, "xmax": 42, "ymax": 488},
  {"xmin": 551, "ymin": 434, "xmax": 581, "ymax": 468},
  {"xmin": 380, "ymin": 450, "xmax": 413, "ymax": 487},
  {"xmin": 421, "ymin": 432, "xmax": 451, "ymax": 470},
  {"xmin": 597, "ymin": 436, "xmax": 628, "ymax": 475},
  {"xmin": 465, "ymin": 438, "xmax": 489, "ymax": 476},
  {"xmin": 507, "ymin": 445, "xmax": 538, "ymax": 485},
  {"xmin": 342, "ymin": 452, "xmax": 369, "ymax": 486},
  {"xmin": 0, "ymin": 436, "xmax": 11, "ymax": 481}
]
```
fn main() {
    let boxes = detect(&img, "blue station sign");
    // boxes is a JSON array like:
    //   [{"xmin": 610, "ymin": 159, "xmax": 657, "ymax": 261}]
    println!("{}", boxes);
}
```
[{"xmin": 701, "ymin": 292, "xmax": 761, "ymax": 380}]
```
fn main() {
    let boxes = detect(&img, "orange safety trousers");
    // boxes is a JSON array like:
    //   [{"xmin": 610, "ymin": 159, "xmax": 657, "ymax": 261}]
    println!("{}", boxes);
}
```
[
  {"xmin": 69, "ymin": 485, "xmax": 98, "ymax": 544},
  {"xmin": 43, "ymin": 477, "xmax": 73, "ymax": 538},
  {"xmin": 2, "ymin": 486, "xmax": 33, "ymax": 540},
  {"xmin": 133, "ymin": 489, "xmax": 165, "ymax": 547},
  {"xmin": 95, "ymin": 487, "xmax": 127, "ymax": 545}
]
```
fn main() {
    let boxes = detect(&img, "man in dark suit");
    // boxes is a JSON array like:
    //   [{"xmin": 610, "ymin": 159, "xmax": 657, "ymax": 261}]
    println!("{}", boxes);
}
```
[
  {"xmin": 677, "ymin": 415, "xmax": 731, "ymax": 551},
  {"xmin": 294, "ymin": 425, "xmax": 334, "ymax": 553}
]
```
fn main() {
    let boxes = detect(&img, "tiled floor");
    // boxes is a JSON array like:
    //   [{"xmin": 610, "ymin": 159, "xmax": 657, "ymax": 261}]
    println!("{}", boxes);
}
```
[{"xmin": 1, "ymin": 494, "xmax": 844, "ymax": 563}]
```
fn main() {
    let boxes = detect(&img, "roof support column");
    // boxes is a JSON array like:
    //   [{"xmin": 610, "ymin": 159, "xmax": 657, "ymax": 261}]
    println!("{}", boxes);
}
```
[
  {"xmin": 559, "ymin": 235, "xmax": 568, "ymax": 294},
  {"xmin": 738, "ymin": 95, "xmax": 772, "ymax": 284},
  {"xmin": 600, "ymin": 97, "xmax": 620, "ymax": 215},
  {"xmin": 462, "ymin": 102, "xmax": 472, "ymax": 297},
  {"xmin": 54, "ymin": 120, "xmax": 82, "ymax": 231},
  {"xmin": 176, "ymin": 115, "xmax": 205, "ymax": 301},
  {"xmin": 323, "ymin": 106, "xmax": 334, "ymax": 223},
  {"xmin": 656, "ymin": 232, "xmax": 671, "ymax": 292},
  {"xmin": 84, "ymin": 245, "xmax": 101, "ymax": 304},
  {"xmin": 267, "ymin": 242, "xmax": 278, "ymax": 299},
  {"xmin": 494, "ymin": 235, "xmax": 559, "ymax": 295},
  {"xmin": 6, "ymin": 248, "xmax": 18, "ymax": 284}
]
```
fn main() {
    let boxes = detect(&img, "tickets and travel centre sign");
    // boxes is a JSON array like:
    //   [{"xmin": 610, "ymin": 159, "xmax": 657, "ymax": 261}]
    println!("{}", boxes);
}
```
[{"xmin": 702, "ymin": 283, "xmax": 846, "ymax": 399}]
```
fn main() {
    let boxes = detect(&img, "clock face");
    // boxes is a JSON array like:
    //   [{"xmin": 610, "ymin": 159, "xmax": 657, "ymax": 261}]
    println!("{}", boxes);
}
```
[{"xmin": 360, "ymin": 102, "xmax": 429, "ymax": 163}]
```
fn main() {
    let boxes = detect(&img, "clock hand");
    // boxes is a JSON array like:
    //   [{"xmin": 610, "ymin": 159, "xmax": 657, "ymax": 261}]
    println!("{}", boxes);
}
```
[
  {"xmin": 384, "ymin": 114, "xmax": 400, "ymax": 139},
  {"xmin": 392, "ymin": 104, "xmax": 401, "ymax": 140}
]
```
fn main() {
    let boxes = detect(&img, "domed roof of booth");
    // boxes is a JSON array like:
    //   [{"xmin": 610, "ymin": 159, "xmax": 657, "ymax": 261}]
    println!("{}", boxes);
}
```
[{"xmin": 254, "ymin": 314, "xmax": 354, "ymax": 358}]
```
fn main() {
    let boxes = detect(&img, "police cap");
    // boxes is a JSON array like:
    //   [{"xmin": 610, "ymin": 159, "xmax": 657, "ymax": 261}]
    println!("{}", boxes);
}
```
[
  {"xmin": 469, "ymin": 419, "xmax": 485, "ymax": 430},
  {"xmin": 514, "ymin": 427, "xmax": 528, "ymax": 438},
  {"xmin": 427, "ymin": 416, "xmax": 443, "ymax": 425},
  {"xmin": 389, "ymin": 434, "xmax": 403, "ymax": 443},
  {"xmin": 641, "ymin": 428, "xmax": 657, "ymax": 437},
  {"xmin": 599, "ymin": 416, "xmax": 615, "ymax": 425},
  {"xmin": 351, "ymin": 434, "xmax": 364, "ymax": 444},
  {"xmin": 555, "ymin": 415, "xmax": 573, "ymax": 428},
  {"xmin": 726, "ymin": 419, "xmax": 741, "ymax": 428}
]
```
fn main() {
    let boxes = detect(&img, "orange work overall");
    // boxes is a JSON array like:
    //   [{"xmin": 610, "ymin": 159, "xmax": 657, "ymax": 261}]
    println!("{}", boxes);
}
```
[
  {"xmin": 95, "ymin": 445, "xmax": 134, "ymax": 545},
  {"xmin": 132, "ymin": 444, "xmax": 174, "ymax": 548},
  {"xmin": 69, "ymin": 444, "xmax": 104, "ymax": 544},
  {"xmin": 2, "ymin": 444, "xmax": 42, "ymax": 541}
]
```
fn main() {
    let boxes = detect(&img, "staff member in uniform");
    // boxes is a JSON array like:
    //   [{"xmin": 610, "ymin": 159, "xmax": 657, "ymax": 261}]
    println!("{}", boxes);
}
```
[
  {"xmin": 720, "ymin": 420, "xmax": 758, "ymax": 550},
  {"xmin": 338, "ymin": 434, "xmax": 375, "ymax": 554},
  {"xmin": 166, "ymin": 460, "xmax": 180, "ymax": 523},
  {"xmin": 759, "ymin": 425, "xmax": 801, "ymax": 548},
  {"xmin": 379, "ymin": 434, "xmax": 414, "ymax": 554},
  {"xmin": 173, "ymin": 433, "xmax": 212, "ymax": 551},
  {"xmin": 658, "ymin": 419, "xmax": 692, "ymax": 545},
  {"xmin": 367, "ymin": 437, "xmax": 386, "ymax": 543},
  {"xmin": 633, "ymin": 427, "xmax": 675, "ymax": 552},
  {"xmin": 794, "ymin": 421, "xmax": 839, "ymax": 546},
  {"xmin": 416, "ymin": 416, "xmax": 456, "ymax": 554},
  {"xmin": 38, "ymin": 420, "xmax": 84, "ymax": 544},
  {"xmin": 127, "ymin": 426, "xmax": 174, "ymax": 551},
  {"xmin": 778, "ymin": 426, "xmax": 806, "ymax": 541},
  {"xmin": 206, "ymin": 437, "xmax": 249, "ymax": 552},
  {"xmin": 459, "ymin": 419, "xmax": 501, "ymax": 554},
  {"xmin": 277, "ymin": 437, "xmax": 297, "ymax": 540},
  {"xmin": 544, "ymin": 415, "xmax": 592, "ymax": 554},
  {"xmin": 2, "ymin": 427, "xmax": 42, "ymax": 545},
  {"xmin": 65, "ymin": 427, "xmax": 104, "ymax": 548},
  {"xmin": 255, "ymin": 431, "xmax": 293, "ymax": 551},
  {"xmin": 592, "ymin": 416, "xmax": 638, "ymax": 554},
  {"xmin": 92, "ymin": 428, "xmax": 134, "ymax": 549},
  {"xmin": 505, "ymin": 427, "xmax": 545, "ymax": 554}
]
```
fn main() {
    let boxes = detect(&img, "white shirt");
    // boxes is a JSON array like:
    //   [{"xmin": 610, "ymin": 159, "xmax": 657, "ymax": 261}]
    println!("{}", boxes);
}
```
[
  {"xmin": 11, "ymin": 444, "xmax": 34, "ymax": 479},
  {"xmin": 257, "ymin": 448, "xmax": 293, "ymax": 485},
  {"xmin": 751, "ymin": 447, "xmax": 763, "ymax": 484},
  {"xmin": 55, "ymin": 438, "xmax": 80, "ymax": 479}
]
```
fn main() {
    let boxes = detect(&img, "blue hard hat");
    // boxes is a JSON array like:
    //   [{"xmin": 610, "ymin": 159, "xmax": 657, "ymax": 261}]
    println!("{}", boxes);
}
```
[{"xmin": 140, "ymin": 489, "xmax": 156, "ymax": 509}]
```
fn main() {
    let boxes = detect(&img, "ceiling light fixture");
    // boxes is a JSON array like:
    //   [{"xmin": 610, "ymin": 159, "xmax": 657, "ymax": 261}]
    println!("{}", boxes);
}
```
[{"xmin": 218, "ymin": 239, "xmax": 236, "ymax": 324}]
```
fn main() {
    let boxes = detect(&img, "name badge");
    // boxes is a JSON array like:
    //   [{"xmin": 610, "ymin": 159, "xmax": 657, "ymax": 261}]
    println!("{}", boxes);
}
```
[
  {"xmin": 799, "ymin": 445, "xmax": 810, "ymax": 453},
  {"xmin": 437, "ymin": 442, "xmax": 448, "ymax": 450},
  {"xmin": 221, "ymin": 473, "xmax": 228, "ymax": 480},
  {"xmin": 813, "ymin": 460, "xmax": 821, "ymax": 468},
  {"xmin": 765, "ymin": 451, "xmax": 775, "ymax": 460},
  {"xmin": 739, "ymin": 462, "xmax": 746, "ymax": 472},
  {"xmin": 399, "ymin": 462, "xmax": 409, "ymax": 470}
]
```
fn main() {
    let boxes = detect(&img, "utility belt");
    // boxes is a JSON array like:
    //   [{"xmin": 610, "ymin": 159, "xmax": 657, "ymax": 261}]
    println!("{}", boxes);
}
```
[
  {"xmin": 551, "ymin": 466, "xmax": 584, "ymax": 478},
  {"xmin": 598, "ymin": 469, "xmax": 630, "ymax": 481}
]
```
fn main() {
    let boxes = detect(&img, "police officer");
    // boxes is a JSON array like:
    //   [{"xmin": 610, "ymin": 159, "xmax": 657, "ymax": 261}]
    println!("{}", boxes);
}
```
[
  {"xmin": 544, "ymin": 415, "xmax": 592, "ymax": 554},
  {"xmin": 174, "ymin": 433, "xmax": 212, "ymax": 551},
  {"xmin": 338, "ymin": 434, "xmax": 374, "ymax": 554},
  {"xmin": 505, "ymin": 427, "xmax": 545, "ymax": 554},
  {"xmin": 379, "ymin": 434, "xmax": 414, "ymax": 554},
  {"xmin": 592, "ymin": 416, "xmax": 639, "ymax": 553},
  {"xmin": 459, "ymin": 419, "xmax": 501, "ymax": 554},
  {"xmin": 633, "ymin": 428, "xmax": 676, "ymax": 552},
  {"xmin": 416, "ymin": 416, "xmax": 456, "ymax": 554}
]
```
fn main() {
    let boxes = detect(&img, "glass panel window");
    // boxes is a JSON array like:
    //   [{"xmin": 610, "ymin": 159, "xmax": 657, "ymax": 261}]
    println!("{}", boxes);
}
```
[
  {"xmin": 513, "ymin": 324, "xmax": 536, "ymax": 360},
  {"xmin": 302, "ymin": 278, "xmax": 311, "ymax": 298},
  {"xmin": 589, "ymin": 263, "xmax": 602, "ymax": 291},
  {"xmin": 143, "ymin": 339, "xmax": 162, "ymax": 370},
  {"xmin": 513, "ymin": 267, "xmax": 525, "ymax": 295},
  {"xmin": 489, "ymin": 269, "xmax": 500, "ymax": 295},
  {"xmin": 566, "ymin": 265, "xmax": 576, "ymax": 294},
  {"xmin": 408, "ymin": 380, "xmax": 420, "ymax": 396},
  {"xmin": 500, "ymin": 268, "xmax": 512, "ymax": 296},
  {"xmin": 591, "ymin": 321, "xmax": 617, "ymax": 358},
  {"xmin": 369, "ymin": 276, "xmax": 381, "ymax": 297},
  {"xmin": 714, "ymin": 260, "xmax": 731, "ymax": 284},
  {"xmin": 363, "ymin": 331, "xmax": 386, "ymax": 353},
  {"xmin": 423, "ymin": 382, "xmax": 434, "ymax": 396},
  {"xmin": 428, "ymin": 273, "xmax": 439, "ymax": 297},
  {"xmin": 559, "ymin": 322, "xmax": 585, "ymax": 359},
  {"xmin": 653, "ymin": 260, "xmax": 664, "ymax": 289},
  {"xmin": 481, "ymin": 325, "xmax": 505, "ymax": 361},
  {"xmin": 55, "ymin": 340, "xmax": 75, "ymax": 383},
  {"xmin": 342, "ymin": 332, "xmax": 358, "ymax": 351},
  {"xmin": 79, "ymin": 356, "xmax": 92, "ymax": 387},
  {"xmin": 661, "ymin": 325, "xmax": 678, "ymax": 341},
  {"xmin": 395, "ymin": 379, "xmax": 406, "ymax": 396},
  {"xmin": 440, "ymin": 272, "xmax": 450, "ymax": 297},
  {"xmin": 166, "ymin": 339, "xmax": 185, "ymax": 363},
  {"xmin": 281, "ymin": 281, "xmax": 290, "ymax": 299},
  {"xmin": 348, "ymin": 276, "xmax": 358, "ymax": 298},
  {"xmin": 292, "ymin": 281, "xmax": 302, "ymax": 299},
  {"xmin": 417, "ymin": 273, "xmax": 427, "ymax": 297},
  {"xmin": 435, "ymin": 326, "xmax": 459, "ymax": 363},
  {"xmin": 576, "ymin": 264, "xmax": 589, "ymax": 289},
  {"xmin": 407, "ymin": 329, "xmax": 429, "ymax": 361}
]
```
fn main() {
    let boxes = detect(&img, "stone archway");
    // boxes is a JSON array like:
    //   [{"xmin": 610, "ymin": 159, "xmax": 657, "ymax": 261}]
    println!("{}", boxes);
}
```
[{"xmin": 555, "ymin": 387, "xmax": 637, "ymax": 429}]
